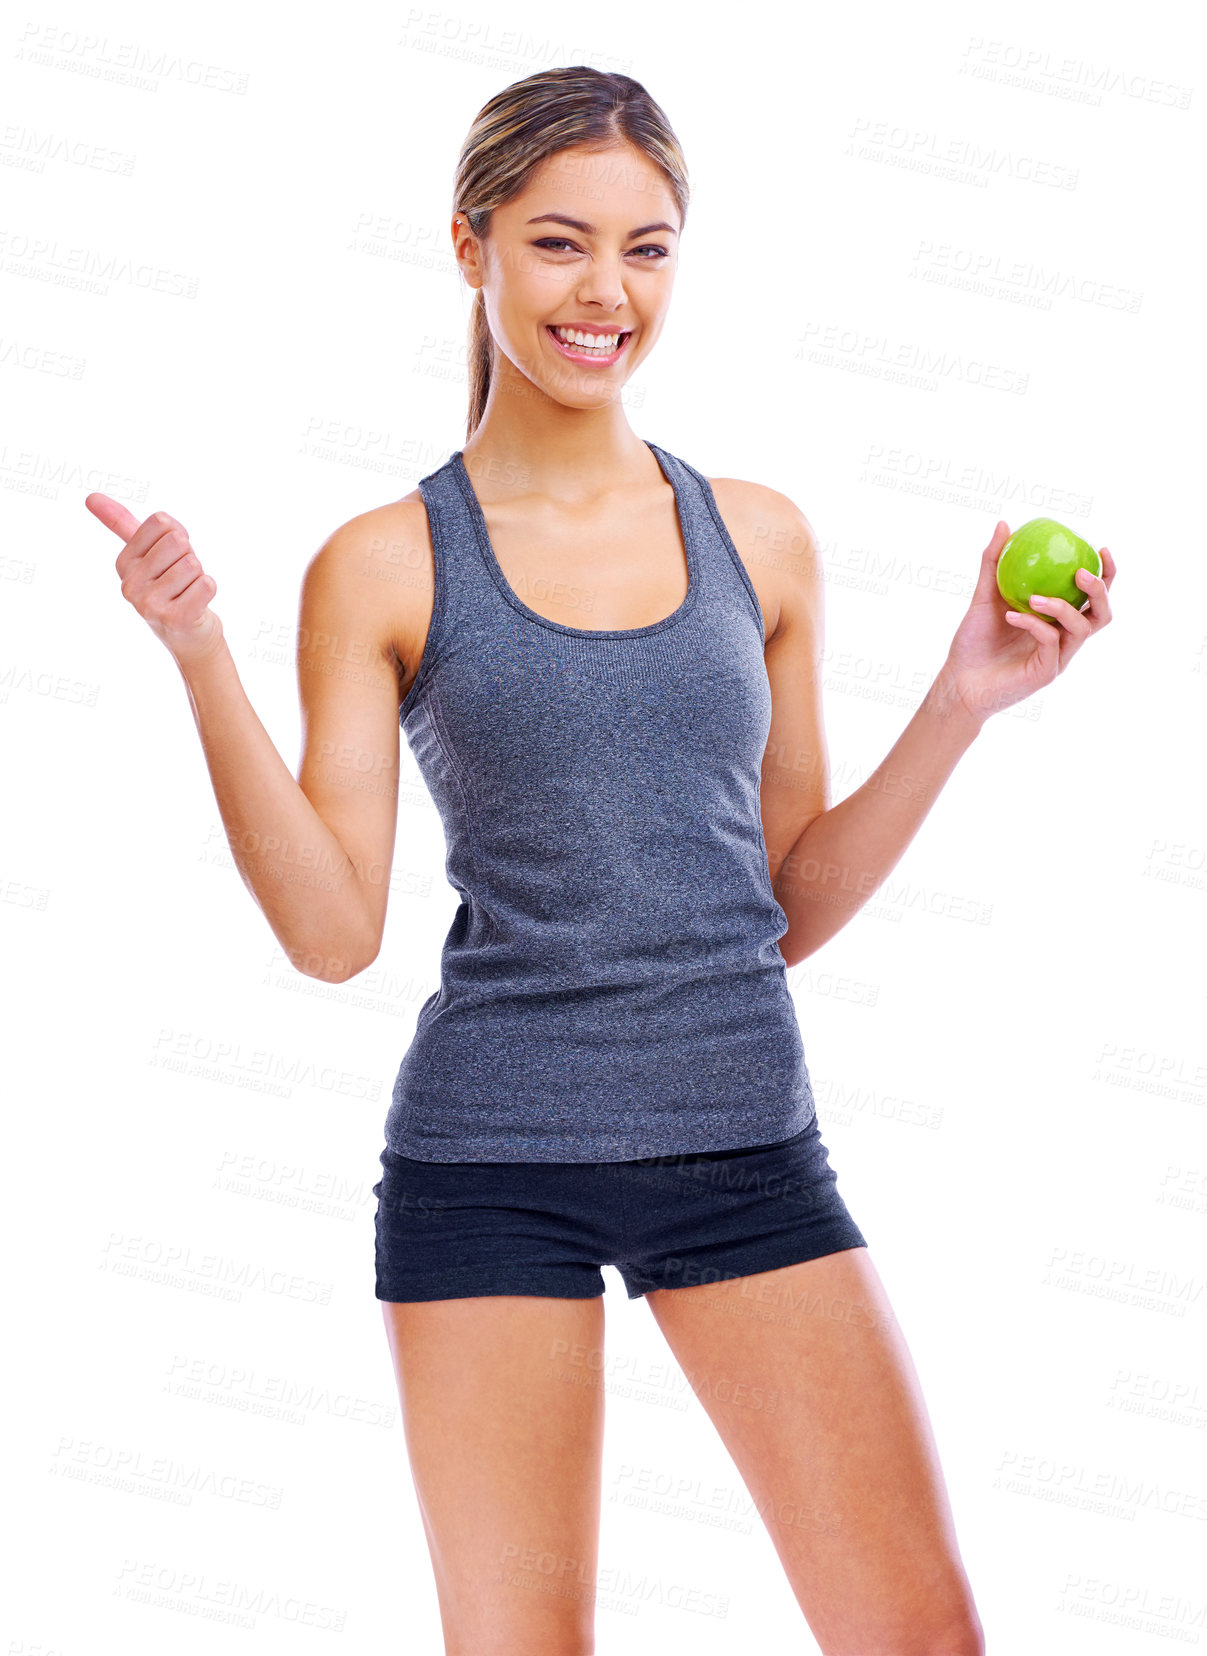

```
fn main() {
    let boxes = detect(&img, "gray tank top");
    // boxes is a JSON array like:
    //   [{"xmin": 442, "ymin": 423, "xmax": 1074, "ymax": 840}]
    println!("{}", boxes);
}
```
[{"xmin": 383, "ymin": 439, "xmax": 817, "ymax": 1162}]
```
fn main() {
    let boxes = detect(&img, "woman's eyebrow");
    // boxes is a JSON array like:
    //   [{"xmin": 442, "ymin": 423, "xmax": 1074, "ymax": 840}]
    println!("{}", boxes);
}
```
[{"xmin": 525, "ymin": 212, "xmax": 678, "ymax": 237}]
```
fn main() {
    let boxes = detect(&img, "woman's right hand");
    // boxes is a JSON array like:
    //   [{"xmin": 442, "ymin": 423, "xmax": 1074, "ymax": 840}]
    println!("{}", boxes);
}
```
[{"xmin": 85, "ymin": 493, "xmax": 224, "ymax": 667}]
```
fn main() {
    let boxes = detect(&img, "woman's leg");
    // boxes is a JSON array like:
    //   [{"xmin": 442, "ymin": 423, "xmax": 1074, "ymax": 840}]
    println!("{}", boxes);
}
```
[
  {"xmin": 643, "ymin": 1247, "xmax": 984, "ymax": 1656},
  {"xmin": 381, "ymin": 1293, "xmax": 606, "ymax": 1656}
]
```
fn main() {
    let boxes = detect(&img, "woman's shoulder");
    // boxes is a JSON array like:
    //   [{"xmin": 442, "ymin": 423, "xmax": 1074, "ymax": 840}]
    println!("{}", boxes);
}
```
[
  {"xmin": 706, "ymin": 474, "xmax": 818, "ymax": 555},
  {"xmin": 307, "ymin": 491, "xmax": 434, "ymax": 598},
  {"xmin": 302, "ymin": 491, "xmax": 435, "ymax": 677},
  {"xmin": 705, "ymin": 475, "xmax": 823, "ymax": 645}
]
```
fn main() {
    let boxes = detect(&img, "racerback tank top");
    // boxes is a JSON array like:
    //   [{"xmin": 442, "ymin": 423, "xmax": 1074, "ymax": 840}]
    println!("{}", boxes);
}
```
[{"xmin": 383, "ymin": 438, "xmax": 818, "ymax": 1162}]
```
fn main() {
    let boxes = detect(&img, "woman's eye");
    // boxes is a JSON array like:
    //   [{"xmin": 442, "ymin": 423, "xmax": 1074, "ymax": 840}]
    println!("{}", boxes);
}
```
[{"xmin": 532, "ymin": 238, "xmax": 669, "ymax": 260}]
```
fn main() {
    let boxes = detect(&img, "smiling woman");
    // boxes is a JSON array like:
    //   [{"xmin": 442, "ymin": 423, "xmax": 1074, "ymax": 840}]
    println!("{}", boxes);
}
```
[
  {"xmin": 347, "ymin": 65, "xmax": 1000, "ymax": 1656},
  {"xmin": 87, "ymin": 53, "xmax": 1113, "ymax": 1656},
  {"xmin": 448, "ymin": 73, "xmax": 689, "ymax": 440}
]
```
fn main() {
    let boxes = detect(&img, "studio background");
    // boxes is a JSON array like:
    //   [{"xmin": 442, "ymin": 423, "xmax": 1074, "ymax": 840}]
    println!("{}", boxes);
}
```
[{"xmin": 3, "ymin": 0, "xmax": 1203, "ymax": 1649}]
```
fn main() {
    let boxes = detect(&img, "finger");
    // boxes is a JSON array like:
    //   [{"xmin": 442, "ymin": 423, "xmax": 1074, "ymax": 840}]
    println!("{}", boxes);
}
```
[
  {"xmin": 113, "ymin": 509, "xmax": 191, "ymax": 580},
  {"xmin": 1003, "ymin": 611, "xmax": 1063, "ymax": 682},
  {"xmin": 84, "ymin": 491, "xmax": 142, "ymax": 543},
  {"xmin": 155, "ymin": 559, "xmax": 214, "ymax": 609},
  {"xmin": 134, "ymin": 525, "xmax": 195, "ymax": 588},
  {"xmin": 1073, "ymin": 562, "xmax": 1113, "ymax": 625},
  {"xmin": 1003, "ymin": 610, "xmax": 1061, "ymax": 651},
  {"xmin": 1027, "ymin": 592, "xmax": 1092, "ymax": 636}
]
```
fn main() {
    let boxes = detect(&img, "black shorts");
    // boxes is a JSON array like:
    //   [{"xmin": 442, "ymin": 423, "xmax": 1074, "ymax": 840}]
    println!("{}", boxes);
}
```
[{"xmin": 373, "ymin": 1109, "xmax": 867, "ymax": 1302}]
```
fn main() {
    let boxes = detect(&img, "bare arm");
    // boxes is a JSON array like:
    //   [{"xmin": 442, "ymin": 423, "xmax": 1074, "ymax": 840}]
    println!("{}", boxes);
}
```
[
  {"xmin": 86, "ymin": 494, "xmax": 418, "ymax": 982},
  {"xmin": 757, "ymin": 495, "xmax": 1113, "ymax": 966},
  {"xmin": 754, "ymin": 493, "xmax": 982, "ymax": 967},
  {"xmin": 769, "ymin": 674, "xmax": 981, "ymax": 966}
]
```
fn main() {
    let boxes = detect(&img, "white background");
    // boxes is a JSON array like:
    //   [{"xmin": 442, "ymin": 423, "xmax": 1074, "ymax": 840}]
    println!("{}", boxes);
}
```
[{"xmin": 3, "ymin": 0, "xmax": 1205, "ymax": 1650}]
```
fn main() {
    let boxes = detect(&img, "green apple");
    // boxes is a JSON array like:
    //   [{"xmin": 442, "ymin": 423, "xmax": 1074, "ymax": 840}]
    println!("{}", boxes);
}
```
[{"xmin": 996, "ymin": 518, "xmax": 1101, "ymax": 620}]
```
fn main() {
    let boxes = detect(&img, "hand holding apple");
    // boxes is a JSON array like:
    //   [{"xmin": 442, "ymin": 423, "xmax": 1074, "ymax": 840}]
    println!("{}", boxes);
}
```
[
  {"xmin": 996, "ymin": 518, "xmax": 1102, "ymax": 621},
  {"xmin": 931, "ymin": 520, "xmax": 1116, "ymax": 729}
]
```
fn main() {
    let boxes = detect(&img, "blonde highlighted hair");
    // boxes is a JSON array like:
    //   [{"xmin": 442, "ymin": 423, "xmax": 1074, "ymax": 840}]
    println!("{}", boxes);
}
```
[{"xmin": 452, "ymin": 65, "xmax": 690, "ymax": 441}]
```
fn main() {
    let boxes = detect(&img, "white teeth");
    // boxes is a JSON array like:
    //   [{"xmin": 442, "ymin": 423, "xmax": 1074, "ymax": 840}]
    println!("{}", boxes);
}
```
[{"xmin": 551, "ymin": 326, "xmax": 624, "ymax": 352}]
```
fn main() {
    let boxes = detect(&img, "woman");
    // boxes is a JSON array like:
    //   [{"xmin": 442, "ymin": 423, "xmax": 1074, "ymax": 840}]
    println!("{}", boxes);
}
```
[{"xmin": 87, "ymin": 64, "xmax": 1113, "ymax": 1656}]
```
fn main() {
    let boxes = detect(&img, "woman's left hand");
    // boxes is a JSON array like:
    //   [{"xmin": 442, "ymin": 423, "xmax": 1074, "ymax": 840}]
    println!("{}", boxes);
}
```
[{"xmin": 939, "ymin": 521, "xmax": 1116, "ymax": 727}]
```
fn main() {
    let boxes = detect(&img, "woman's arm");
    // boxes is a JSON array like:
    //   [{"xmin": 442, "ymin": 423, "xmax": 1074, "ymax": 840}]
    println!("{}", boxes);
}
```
[
  {"xmin": 758, "ymin": 505, "xmax": 1114, "ymax": 968},
  {"xmin": 768, "ymin": 661, "xmax": 982, "ymax": 966},
  {"xmin": 86, "ymin": 494, "xmax": 416, "ymax": 982},
  {"xmin": 757, "ymin": 505, "xmax": 980, "ymax": 967}
]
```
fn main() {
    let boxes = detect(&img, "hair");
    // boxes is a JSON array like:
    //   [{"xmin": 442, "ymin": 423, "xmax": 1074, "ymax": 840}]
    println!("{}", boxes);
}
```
[{"xmin": 451, "ymin": 66, "xmax": 690, "ymax": 442}]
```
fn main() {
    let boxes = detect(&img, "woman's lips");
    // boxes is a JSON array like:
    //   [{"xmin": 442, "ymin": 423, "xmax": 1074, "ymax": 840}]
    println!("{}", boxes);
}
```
[{"xmin": 545, "ymin": 326, "xmax": 632, "ymax": 366}]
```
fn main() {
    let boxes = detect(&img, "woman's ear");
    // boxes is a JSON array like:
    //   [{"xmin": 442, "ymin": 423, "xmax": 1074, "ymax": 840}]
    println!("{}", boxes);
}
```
[{"xmin": 451, "ymin": 216, "xmax": 483, "ymax": 290}]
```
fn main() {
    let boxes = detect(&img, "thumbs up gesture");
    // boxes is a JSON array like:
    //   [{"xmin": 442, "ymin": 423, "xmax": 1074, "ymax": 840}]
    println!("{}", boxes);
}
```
[{"xmin": 85, "ymin": 493, "xmax": 224, "ymax": 667}]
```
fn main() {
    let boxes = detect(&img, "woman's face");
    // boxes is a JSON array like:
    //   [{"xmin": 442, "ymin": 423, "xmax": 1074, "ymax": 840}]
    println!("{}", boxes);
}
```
[{"xmin": 455, "ymin": 141, "xmax": 681, "ymax": 411}]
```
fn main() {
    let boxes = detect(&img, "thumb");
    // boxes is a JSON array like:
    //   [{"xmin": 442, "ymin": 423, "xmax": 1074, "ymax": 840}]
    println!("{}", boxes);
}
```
[
  {"xmin": 971, "ymin": 520, "xmax": 1011, "ymax": 604},
  {"xmin": 84, "ymin": 491, "xmax": 143, "ymax": 543}
]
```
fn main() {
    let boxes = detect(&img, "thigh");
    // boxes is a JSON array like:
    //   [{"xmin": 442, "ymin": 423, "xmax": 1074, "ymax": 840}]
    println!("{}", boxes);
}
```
[
  {"xmin": 381, "ymin": 1293, "xmax": 605, "ymax": 1656},
  {"xmin": 644, "ymin": 1248, "xmax": 983, "ymax": 1655}
]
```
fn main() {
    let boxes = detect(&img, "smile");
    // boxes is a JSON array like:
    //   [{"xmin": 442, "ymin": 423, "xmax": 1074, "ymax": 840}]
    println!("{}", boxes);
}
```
[{"xmin": 545, "ymin": 325, "xmax": 633, "ymax": 365}]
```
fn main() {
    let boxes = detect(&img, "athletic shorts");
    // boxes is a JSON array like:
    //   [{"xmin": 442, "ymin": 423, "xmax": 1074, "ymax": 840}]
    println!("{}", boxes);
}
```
[{"xmin": 372, "ymin": 1109, "xmax": 867, "ymax": 1303}]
